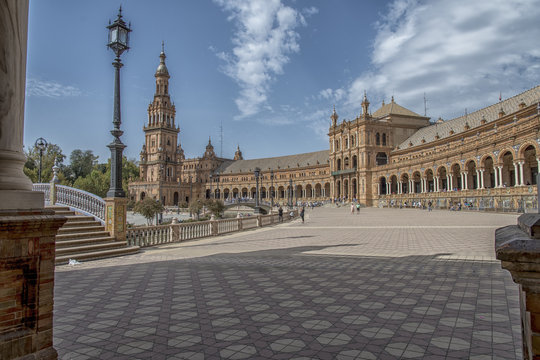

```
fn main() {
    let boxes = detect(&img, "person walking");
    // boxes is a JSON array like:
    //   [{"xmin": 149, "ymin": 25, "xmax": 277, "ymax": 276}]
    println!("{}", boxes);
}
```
[
  {"xmin": 300, "ymin": 206, "xmax": 305, "ymax": 223},
  {"xmin": 278, "ymin": 206, "xmax": 283, "ymax": 222},
  {"xmin": 428, "ymin": 201, "xmax": 432, "ymax": 212},
  {"xmin": 350, "ymin": 203, "xmax": 355, "ymax": 214},
  {"xmin": 356, "ymin": 203, "xmax": 360, "ymax": 214}
]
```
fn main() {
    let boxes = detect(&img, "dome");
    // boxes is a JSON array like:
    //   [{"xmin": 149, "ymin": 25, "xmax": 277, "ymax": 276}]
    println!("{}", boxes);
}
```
[{"xmin": 155, "ymin": 52, "xmax": 169, "ymax": 76}]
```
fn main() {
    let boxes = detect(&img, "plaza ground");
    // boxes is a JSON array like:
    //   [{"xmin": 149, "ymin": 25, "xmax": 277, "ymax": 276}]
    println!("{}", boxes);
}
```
[{"xmin": 54, "ymin": 207, "xmax": 521, "ymax": 359}]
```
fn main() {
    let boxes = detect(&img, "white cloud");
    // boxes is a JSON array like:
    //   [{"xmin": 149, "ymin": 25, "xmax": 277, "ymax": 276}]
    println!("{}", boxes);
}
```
[
  {"xmin": 214, "ymin": 0, "xmax": 311, "ymax": 119},
  {"xmin": 26, "ymin": 78, "xmax": 82, "ymax": 98},
  {"xmin": 345, "ymin": 0, "xmax": 540, "ymax": 120}
]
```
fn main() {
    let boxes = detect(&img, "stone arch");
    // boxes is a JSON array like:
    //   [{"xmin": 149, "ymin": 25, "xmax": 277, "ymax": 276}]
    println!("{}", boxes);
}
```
[
  {"xmin": 351, "ymin": 178, "xmax": 357, "ymax": 198},
  {"xmin": 324, "ymin": 183, "xmax": 330, "ymax": 198},
  {"xmin": 296, "ymin": 184, "xmax": 303, "ymax": 199},
  {"xmin": 412, "ymin": 171, "xmax": 422, "ymax": 193},
  {"xmin": 400, "ymin": 173, "xmax": 410, "ymax": 194},
  {"xmin": 260, "ymin": 186, "xmax": 267, "ymax": 199},
  {"xmin": 483, "ymin": 156, "xmax": 496, "ymax": 188},
  {"xmin": 523, "ymin": 144, "xmax": 538, "ymax": 185},
  {"xmin": 376, "ymin": 152, "xmax": 388, "ymax": 165},
  {"xmin": 437, "ymin": 166, "xmax": 448, "ymax": 191},
  {"xmin": 425, "ymin": 169, "xmax": 434, "ymax": 192},
  {"xmin": 451, "ymin": 163, "xmax": 462, "ymax": 190},
  {"xmin": 224, "ymin": 188, "xmax": 230, "ymax": 199},
  {"xmin": 518, "ymin": 141, "xmax": 540, "ymax": 159},
  {"xmin": 337, "ymin": 158, "xmax": 342, "ymax": 170},
  {"xmin": 343, "ymin": 179, "xmax": 349, "ymax": 199},
  {"xmin": 241, "ymin": 187, "xmax": 248, "ymax": 198},
  {"xmin": 352, "ymin": 155, "xmax": 358, "ymax": 168},
  {"xmin": 173, "ymin": 192, "xmax": 179, "ymax": 206},
  {"xmin": 232, "ymin": 188, "xmax": 239, "ymax": 199},
  {"xmin": 306, "ymin": 184, "xmax": 313, "ymax": 198},
  {"xmin": 379, "ymin": 176, "xmax": 387, "ymax": 195},
  {"xmin": 465, "ymin": 160, "xmax": 477, "ymax": 189},
  {"xmin": 336, "ymin": 180, "xmax": 341, "ymax": 198},
  {"xmin": 497, "ymin": 147, "xmax": 516, "ymax": 164},
  {"xmin": 278, "ymin": 186, "xmax": 285, "ymax": 199},
  {"xmin": 389, "ymin": 174, "xmax": 398, "ymax": 194},
  {"xmin": 250, "ymin": 187, "xmax": 256, "ymax": 198},
  {"xmin": 501, "ymin": 150, "xmax": 515, "ymax": 187}
]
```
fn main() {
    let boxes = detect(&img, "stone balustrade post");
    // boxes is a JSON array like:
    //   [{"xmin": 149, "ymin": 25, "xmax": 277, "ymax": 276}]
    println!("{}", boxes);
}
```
[
  {"xmin": 496, "ymin": 213, "xmax": 540, "ymax": 359},
  {"xmin": 210, "ymin": 215, "xmax": 218, "ymax": 235}
]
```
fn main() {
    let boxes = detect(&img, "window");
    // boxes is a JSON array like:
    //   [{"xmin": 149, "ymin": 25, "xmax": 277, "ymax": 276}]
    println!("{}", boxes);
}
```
[
  {"xmin": 376, "ymin": 133, "xmax": 381, "ymax": 145},
  {"xmin": 382, "ymin": 133, "xmax": 387, "ymax": 146}
]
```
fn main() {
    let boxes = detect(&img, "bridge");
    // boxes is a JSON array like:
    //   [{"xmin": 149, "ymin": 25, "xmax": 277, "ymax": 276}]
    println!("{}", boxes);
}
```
[{"xmin": 224, "ymin": 200, "xmax": 273, "ymax": 214}]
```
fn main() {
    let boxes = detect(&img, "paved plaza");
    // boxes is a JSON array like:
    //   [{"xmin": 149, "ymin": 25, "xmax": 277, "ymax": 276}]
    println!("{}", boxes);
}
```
[{"xmin": 54, "ymin": 207, "xmax": 522, "ymax": 359}]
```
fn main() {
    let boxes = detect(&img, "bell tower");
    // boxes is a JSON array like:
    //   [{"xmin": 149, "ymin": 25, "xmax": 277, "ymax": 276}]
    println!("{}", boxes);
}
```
[{"xmin": 139, "ymin": 44, "xmax": 180, "ymax": 183}]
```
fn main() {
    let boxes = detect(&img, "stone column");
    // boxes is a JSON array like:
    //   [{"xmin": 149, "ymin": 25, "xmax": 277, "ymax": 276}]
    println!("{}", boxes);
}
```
[
  {"xmin": 463, "ymin": 171, "xmax": 468, "ymax": 190},
  {"xmin": 514, "ymin": 162, "xmax": 520, "ymax": 187},
  {"xmin": 480, "ymin": 169, "xmax": 485, "ymax": 189},
  {"xmin": 0, "ymin": 2, "xmax": 66, "ymax": 359},
  {"xmin": 476, "ymin": 170, "xmax": 481, "ymax": 189},
  {"xmin": 494, "ymin": 168, "xmax": 500, "ymax": 188},
  {"xmin": 495, "ymin": 215, "xmax": 540, "ymax": 359},
  {"xmin": 519, "ymin": 161, "xmax": 525, "ymax": 186},
  {"xmin": 498, "ymin": 166, "xmax": 504, "ymax": 187},
  {"xmin": 377, "ymin": 183, "xmax": 380, "ymax": 195}
]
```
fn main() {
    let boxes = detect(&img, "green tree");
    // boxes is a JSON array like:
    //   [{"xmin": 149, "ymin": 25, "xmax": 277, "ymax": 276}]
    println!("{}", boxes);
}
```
[
  {"xmin": 205, "ymin": 199, "xmax": 225, "ymax": 218},
  {"xmin": 133, "ymin": 198, "xmax": 164, "ymax": 225},
  {"xmin": 69, "ymin": 149, "xmax": 98, "ymax": 179},
  {"xmin": 72, "ymin": 169, "xmax": 109, "ymax": 198},
  {"xmin": 189, "ymin": 200, "xmax": 204, "ymax": 220},
  {"xmin": 24, "ymin": 143, "xmax": 66, "ymax": 183}
]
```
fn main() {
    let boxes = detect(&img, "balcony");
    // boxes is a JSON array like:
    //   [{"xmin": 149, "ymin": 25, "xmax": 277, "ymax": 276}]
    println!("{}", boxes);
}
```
[{"xmin": 331, "ymin": 168, "xmax": 356, "ymax": 176}]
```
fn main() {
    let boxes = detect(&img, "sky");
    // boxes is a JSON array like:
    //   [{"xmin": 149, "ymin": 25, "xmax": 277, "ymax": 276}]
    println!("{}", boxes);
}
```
[{"xmin": 24, "ymin": 0, "xmax": 540, "ymax": 164}]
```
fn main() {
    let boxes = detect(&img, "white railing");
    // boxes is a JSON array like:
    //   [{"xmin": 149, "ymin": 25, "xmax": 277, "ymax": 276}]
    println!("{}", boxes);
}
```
[
  {"xmin": 126, "ymin": 210, "xmax": 299, "ymax": 248},
  {"xmin": 32, "ymin": 183, "xmax": 106, "ymax": 222},
  {"xmin": 33, "ymin": 183, "xmax": 51, "ymax": 206}
]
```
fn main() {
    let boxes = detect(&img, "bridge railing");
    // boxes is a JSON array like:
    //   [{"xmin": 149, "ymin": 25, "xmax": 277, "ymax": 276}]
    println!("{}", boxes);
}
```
[
  {"xmin": 32, "ymin": 183, "xmax": 106, "ymax": 222},
  {"xmin": 126, "ymin": 210, "xmax": 299, "ymax": 248}
]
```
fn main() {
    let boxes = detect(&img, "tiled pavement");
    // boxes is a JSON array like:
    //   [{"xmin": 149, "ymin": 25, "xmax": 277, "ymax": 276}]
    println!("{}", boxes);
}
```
[{"xmin": 54, "ymin": 207, "xmax": 522, "ymax": 359}]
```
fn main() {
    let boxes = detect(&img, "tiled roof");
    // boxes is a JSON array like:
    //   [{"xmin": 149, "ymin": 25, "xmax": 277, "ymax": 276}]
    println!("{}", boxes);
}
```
[
  {"xmin": 373, "ymin": 99, "xmax": 423, "ymax": 118},
  {"xmin": 215, "ymin": 150, "xmax": 329, "ymax": 174},
  {"xmin": 397, "ymin": 85, "xmax": 540, "ymax": 149}
]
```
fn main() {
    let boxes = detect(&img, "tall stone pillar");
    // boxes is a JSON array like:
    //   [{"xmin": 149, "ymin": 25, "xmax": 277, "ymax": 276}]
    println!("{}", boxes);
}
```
[{"xmin": 0, "ymin": 2, "xmax": 66, "ymax": 359}]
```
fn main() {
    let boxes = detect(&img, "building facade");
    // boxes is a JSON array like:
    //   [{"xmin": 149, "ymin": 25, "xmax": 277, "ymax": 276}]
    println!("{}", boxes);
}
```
[{"xmin": 129, "ymin": 50, "xmax": 540, "ymax": 211}]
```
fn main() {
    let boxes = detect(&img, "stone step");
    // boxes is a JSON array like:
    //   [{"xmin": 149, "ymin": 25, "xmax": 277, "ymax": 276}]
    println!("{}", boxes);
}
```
[
  {"xmin": 61, "ymin": 219, "xmax": 102, "ymax": 228},
  {"xmin": 56, "ymin": 230, "xmax": 111, "ymax": 241},
  {"xmin": 55, "ymin": 246, "xmax": 140, "ymax": 265},
  {"xmin": 57, "ymin": 225, "xmax": 105, "ymax": 234},
  {"xmin": 55, "ymin": 236, "xmax": 116, "ymax": 248},
  {"xmin": 56, "ymin": 241, "xmax": 126, "ymax": 256}
]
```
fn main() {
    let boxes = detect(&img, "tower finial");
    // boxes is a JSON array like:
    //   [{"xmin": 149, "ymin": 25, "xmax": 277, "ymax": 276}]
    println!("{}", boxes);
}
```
[
  {"xmin": 118, "ymin": 5, "xmax": 122, "ymax": 17},
  {"xmin": 161, "ymin": 40, "xmax": 164, "ymax": 53}
]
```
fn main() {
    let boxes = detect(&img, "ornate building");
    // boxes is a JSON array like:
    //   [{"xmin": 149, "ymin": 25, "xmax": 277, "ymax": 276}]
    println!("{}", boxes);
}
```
[{"xmin": 129, "ymin": 49, "xmax": 540, "ymax": 211}]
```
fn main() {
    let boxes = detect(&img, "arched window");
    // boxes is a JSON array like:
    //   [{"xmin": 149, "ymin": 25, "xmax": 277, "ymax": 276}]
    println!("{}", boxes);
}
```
[
  {"xmin": 344, "ymin": 157, "xmax": 350, "ymax": 168},
  {"xmin": 376, "ymin": 133, "xmax": 381, "ymax": 145},
  {"xmin": 376, "ymin": 152, "xmax": 388, "ymax": 165},
  {"xmin": 352, "ymin": 155, "xmax": 357, "ymax": 168},
  {"xmin": 337, "ymin": 159, "xmax": 342, "ymax": 170},
  {"xmin": 382, "ymin": 133, "xmax": 387, "ymax": 146}
]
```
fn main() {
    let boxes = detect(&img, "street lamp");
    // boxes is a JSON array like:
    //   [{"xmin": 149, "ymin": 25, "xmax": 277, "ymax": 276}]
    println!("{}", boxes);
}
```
[
  {"xmin": 189, "ymin": 175, "xmax": 193, "ymax": 217},
  {"xmin": 34, "ymin": 137, "xmax": 47, "ymax": 183},
  {"xmin": 288, "ymin": 178, "xmax": 293, "ymax": 208},
  {"xmin": 106, "ymin": 6, "xmax": 131, "ymax": 198},
  {"xmin": 254, "ymin": 167, "xmax": 261, "ymax": 214},
  {"xmin": 209, "ymin": 174, "xmax": 213, "ymax": 199},
  {"xmin": 270, "ymin": 170, "xmax": 274, "ymax": 210},
  {"xmin": 216, "ymin": 171, "xmax": 220, "ymax": 201}
]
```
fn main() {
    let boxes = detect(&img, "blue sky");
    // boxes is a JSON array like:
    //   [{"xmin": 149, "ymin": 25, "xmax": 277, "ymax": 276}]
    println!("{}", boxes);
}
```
[{"xmin": 25, "ymin": 0, "xmax": 540, "ymax": 164}]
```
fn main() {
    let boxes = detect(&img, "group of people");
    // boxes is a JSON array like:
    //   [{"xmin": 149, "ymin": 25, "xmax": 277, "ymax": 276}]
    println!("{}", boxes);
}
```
[
  {"xmin": 350, "ymin": 202, "xmax": 361, "ymax": 214},
  {"xmin": 277, "ymin": 206, "xmax": 306, "ymax": 223}
]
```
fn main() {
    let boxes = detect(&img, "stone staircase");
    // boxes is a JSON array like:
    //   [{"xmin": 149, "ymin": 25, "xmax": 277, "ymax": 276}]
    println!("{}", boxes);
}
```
[{"xmin": 49, "ymin": 206, "xmax": 139, "ymax": 265}]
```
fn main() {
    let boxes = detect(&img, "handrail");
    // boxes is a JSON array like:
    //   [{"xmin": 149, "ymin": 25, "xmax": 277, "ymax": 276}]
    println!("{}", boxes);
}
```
[
  {"xmin": 32, "ymin": 183, "xmax": 106, "ymax": 222},
  {"xmin": 126, "ymin": 210, "xmax": 299, "ymax": 248}
]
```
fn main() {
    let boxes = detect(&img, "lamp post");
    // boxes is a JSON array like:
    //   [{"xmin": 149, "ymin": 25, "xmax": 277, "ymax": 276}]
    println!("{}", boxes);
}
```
[
  {"xmin": 216, "ymin": 172, "xmax": 220, "ymax": 201},
  {"xmin": 106, "ymin": 6, "xmax": 131, "ymax": 198},
  {"xmin": 288, "ymin": 178, "xmax": 293, "ymax": 208},
  {"xmin": 189, "ymin": 175, "xmax": 193, "ymax": 217},
  {"xmin": 34, "ymin": 137, "xmax": 47, "ymax": 183},
  {"xmin": 254, "ymin": 167, "xmax": 261, "ymax": 214},
  {"xmin": 209, "ymin": 174, "xmax": 213, "ymax": 199},
  {"xmin": 270, "ymin": 170, "xmax": 274, "ymax": 210}
]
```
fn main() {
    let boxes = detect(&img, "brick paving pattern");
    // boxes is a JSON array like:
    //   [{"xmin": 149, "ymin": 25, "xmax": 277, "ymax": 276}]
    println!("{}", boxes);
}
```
[{"xmin": 54, "ymin": 207, "xmax": 522, "ymax": 359}]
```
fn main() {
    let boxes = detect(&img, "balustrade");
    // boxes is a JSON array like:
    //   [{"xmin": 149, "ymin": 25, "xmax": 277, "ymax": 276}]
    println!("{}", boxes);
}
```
[{"xmin": 126, "ymin": 210, "xmax": 299, "ymax": 248}]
